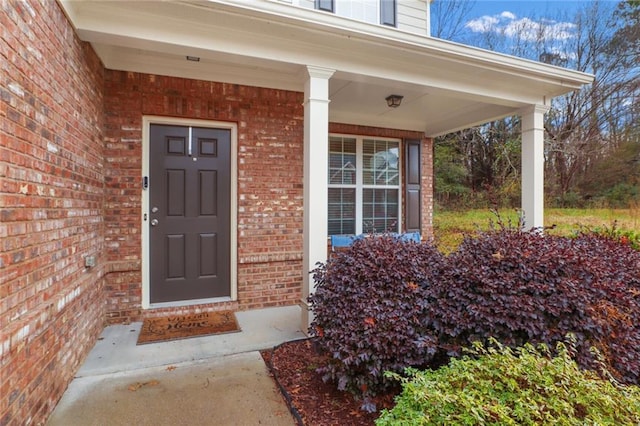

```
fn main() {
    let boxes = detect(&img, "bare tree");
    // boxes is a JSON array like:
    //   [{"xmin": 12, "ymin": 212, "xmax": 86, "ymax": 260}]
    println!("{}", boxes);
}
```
[
  {"xmin": 543, "ymin": 1, "xmax": 638, "ymax": 201},
  {"xmin": 435, "ymin": 1, "xmax": 640, "ymax": 208},
  {"xmin": 430, "ymin": 0, "xmax": 477, "ymax": 40}
]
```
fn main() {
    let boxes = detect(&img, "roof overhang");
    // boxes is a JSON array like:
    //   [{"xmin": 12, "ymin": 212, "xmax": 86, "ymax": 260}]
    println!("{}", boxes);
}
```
[{"xmin": 58, "ymin": 0, "xmax": 594, "ymax": 137}]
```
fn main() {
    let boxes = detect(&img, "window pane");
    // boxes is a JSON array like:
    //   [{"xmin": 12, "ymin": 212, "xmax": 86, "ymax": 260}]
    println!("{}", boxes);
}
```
[
  {"xmin": 315, "ymin": 0, "xmax": 334, "ymax": 12},
  {"xmin": 362, "ymin": 139, "xmax": 399, "ymax": 185},
  {"xmin": 328, "ymin": 135, "xmax": 401, "ymax": 236},
  {"xmin": 334, "ymin": 0, "xmax": 378, "ymax": 24},
  {"xmin": 362, "ymin": 188, "xmax": 398, "ymax": 233},
  {"xmin": 329, "ymin": 136, "xmax": 357, "ymax": 185},
  {"xmin": 328, "ymin": 188, "xmax": 356, "ymax": 236},
  {"xmin": 380, "ymin": 0, "xmax": 396, "ymax": 27}
]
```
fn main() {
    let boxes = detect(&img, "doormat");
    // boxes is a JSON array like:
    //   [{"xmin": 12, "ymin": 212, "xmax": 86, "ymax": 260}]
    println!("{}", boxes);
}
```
[{"xmin": 137, "ymin": 311, "xmax": 240, "ymax": 345}]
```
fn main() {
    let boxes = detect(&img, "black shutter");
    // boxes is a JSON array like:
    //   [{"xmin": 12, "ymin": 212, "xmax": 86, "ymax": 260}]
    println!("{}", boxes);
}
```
[
  {"xmin": 316, "ymin": 0, "xmax": 334, "ymax": 12},
  {"xmin": 380, "ymin": 0, "xmax": 396, "ymax": 27},
  {"xmin": 404, "ymin": 139, "xmax": 421, "ymax": 233}
]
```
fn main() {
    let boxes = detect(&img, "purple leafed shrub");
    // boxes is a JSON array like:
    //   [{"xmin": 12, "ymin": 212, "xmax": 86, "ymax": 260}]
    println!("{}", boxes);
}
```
[
  {"xmin": 310, "ymin": 226, "xmax": 640, "ymax": 412},
  {"xmin": 570, "ymin": 232, "xmax": 640, "ymax": 384},
  {"xmin": 309, "ymin": 235, "xmax": 445, "ymax": 408},
  {"xmin": 425, "ymin": 229, "xmax": 640, "ymax": 385}
]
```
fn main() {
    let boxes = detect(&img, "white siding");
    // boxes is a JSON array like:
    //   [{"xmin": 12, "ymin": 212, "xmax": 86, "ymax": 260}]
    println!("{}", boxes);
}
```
[
  {"xmin": 397, "ymin": 0, "xmax": 428, "ymax": 35},
  {"xmin": 291, "ymin": 0, "xmax": 316, "ymax": 9},
  {"xmin": 279, "ymin": 0, "xmax": 429, "ymax": 35}
]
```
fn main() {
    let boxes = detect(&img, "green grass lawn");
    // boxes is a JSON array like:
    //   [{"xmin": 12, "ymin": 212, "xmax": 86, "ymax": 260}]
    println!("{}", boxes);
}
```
[{"xmin": 433, "ymin": 207, "xmax": 640, "ymax": 253}]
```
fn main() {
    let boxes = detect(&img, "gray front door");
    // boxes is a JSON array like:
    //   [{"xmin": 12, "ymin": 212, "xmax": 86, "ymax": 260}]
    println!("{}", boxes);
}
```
[{"xmin": 149, "ymin": 124, "xmax": 231, "ymax": 303}]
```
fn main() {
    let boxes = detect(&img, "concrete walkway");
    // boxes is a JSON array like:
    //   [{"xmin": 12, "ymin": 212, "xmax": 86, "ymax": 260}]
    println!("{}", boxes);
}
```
[{"xmin": 48, "ymin": 305, "xmax": 306, "ymax": 426}]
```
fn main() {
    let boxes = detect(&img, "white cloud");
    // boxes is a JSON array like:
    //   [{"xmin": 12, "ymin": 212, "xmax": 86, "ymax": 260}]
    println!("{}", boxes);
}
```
[
  {"xmin": 500, "ymin": 11, "xmax": 516, "ymax": 20},
  {"xmin": 465, "ymin": 15, "xmax": 500, "ymax": 33},
  {"xmin": 549, "ymin": 46, "xmax": 576, "ymax": 61},
  {"xmin": 465, "ymin": 11, "xmax": 576, "ymax": 42}
]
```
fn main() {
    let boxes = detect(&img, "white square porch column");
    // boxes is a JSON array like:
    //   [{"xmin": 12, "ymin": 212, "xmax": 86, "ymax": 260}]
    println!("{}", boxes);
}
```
[
  {"xmin": 301, "ymin": 66, "xmax": 335, "ymax": 334},
  {"xmin": 520, "ymin": 104, "xmax": 550, "ymax": 230}
]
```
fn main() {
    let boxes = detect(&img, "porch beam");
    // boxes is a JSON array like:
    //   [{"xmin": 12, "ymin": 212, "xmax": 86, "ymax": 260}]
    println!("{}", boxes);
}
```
[
  {"xmin": 520, "ymin": 104, "xmax": 550, "ymax": 230},
  {"xmin": 301, "ymin": 66, "xmax": 335, "ymax": 334}
]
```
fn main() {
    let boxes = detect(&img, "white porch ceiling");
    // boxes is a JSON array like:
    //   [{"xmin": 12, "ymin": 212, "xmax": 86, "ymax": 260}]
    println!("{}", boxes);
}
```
[{"xmin": 59, "ymin": 0, "xmax": 593, "ymax": 137}]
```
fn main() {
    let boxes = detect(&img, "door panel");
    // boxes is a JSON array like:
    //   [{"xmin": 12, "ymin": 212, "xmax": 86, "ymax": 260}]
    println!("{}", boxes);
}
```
[
  {"xmin": 167, "ymin": 170, "xmax": 185, "ymax": 216},
  {"xmin": 199, "ymin": 234, "xmax": 217, "ymax": 276},
  {"xmin": 166, "ymin": 235, "xmax": 185, "ymax": 279},
  {"xmin": 149, "ymin": 124, "xmax": 231, "ymax": 303},
  {"xmin": 199, "ymin": 171, "xmax": 217, "ymax": 215}
]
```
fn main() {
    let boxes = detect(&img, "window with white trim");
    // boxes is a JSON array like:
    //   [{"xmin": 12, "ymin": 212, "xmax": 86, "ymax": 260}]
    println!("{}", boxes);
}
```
[
  {"xmin": 313, "ymin": 0, "xmax": 396, "ymax": 27},
  {"xmin": 328, "ymin": 135, "xmax": 400, "ymax": 236}
]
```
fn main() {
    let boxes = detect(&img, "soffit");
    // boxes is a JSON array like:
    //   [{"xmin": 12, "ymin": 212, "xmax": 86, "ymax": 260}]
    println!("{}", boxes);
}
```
[{"xmin": 59, "ymin": 0, "xmax": 593, "ymax": 137}]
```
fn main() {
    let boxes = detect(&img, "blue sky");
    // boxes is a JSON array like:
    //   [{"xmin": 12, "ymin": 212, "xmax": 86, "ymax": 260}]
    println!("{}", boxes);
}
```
[
  {"xmin": 431, "ymin": 0, "xmax": 619, "ymax": 49},
  {"xmin": 465, "ymin": 0, "xmax": 587, "ymax": 19},
  {"xmin": 463, "ymin": 1, "xmax": 585, "ymax": 41}
]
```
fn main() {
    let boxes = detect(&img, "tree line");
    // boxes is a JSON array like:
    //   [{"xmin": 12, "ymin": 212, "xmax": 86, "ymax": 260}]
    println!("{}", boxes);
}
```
[{"xmin": 432, "ymin": 0, "xmax": 640, "ymax": 209}]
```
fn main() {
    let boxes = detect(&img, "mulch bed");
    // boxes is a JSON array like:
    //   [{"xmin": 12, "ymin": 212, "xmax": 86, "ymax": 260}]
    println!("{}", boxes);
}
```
[{"xmin": 261, "ymin": 339, "xmax": 398, "ymax": 426}]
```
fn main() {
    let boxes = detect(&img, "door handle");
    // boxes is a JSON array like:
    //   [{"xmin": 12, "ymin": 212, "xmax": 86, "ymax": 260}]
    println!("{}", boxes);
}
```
[{"xmin": 150, "ymin": 219, "xmax": 159, "ymax": 226}]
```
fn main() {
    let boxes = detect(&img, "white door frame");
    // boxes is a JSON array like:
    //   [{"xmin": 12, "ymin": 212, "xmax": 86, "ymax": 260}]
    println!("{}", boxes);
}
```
[{"xmin": 141, "ymin": 115, "xmax": 238, "ymax": 309}]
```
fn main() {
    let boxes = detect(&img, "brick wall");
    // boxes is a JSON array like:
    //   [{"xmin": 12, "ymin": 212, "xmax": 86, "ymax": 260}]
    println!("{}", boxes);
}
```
[
  {"xmin": 103, "ymin": 72, "xmax": 307, "ymax": 322},
  {"xmin": 0, "ymin": 1, "xmax": 105, "ymax": 424},
  {"xmin": 421, "ymin": 136, "xmax": 434, "ymax": 240}
]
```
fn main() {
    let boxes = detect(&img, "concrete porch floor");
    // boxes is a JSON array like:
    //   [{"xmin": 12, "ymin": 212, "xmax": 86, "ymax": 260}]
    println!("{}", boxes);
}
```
[{"xmin": 47, "ymin": 305, "xmax": 306, "ymax": 425}]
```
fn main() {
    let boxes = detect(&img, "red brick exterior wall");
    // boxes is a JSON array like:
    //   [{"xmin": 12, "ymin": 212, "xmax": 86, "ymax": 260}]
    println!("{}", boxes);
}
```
[
  {"xmin": 0, "ymin": 1, "xmax": 105, "ymax": 424},
  {"xmin": 421, "ymin": 136, "xmax": 434, "ymax": 240},
  {"xmin": 103, "ymin": 72, "xmax": 307, "ymax": 323}
]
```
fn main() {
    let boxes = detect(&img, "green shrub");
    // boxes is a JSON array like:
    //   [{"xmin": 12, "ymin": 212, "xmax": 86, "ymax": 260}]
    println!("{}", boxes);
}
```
[
  {"xmin": 377, "ymin": 339, "xmax": 640, "ymax": 425},
  {"xmin": 604, "ymin": 183, "xmax": 639, "ymax": 208},
  {"xmin": 551, "ymin": 191, "xmax": 585, "ymax": 208},
  {"xmin": 579, "ymin": 222, "xmax": 640, "ymax": 251}
]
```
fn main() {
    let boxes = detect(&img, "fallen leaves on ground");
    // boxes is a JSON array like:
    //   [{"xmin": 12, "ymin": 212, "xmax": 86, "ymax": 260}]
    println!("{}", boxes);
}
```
[
  {"xmin": 127, "ymin": 380, "xmax": 160, "ymax": 392},
  {"xmin": 262, "ymin": 339, "xmax": 397, "ymax": 426}
]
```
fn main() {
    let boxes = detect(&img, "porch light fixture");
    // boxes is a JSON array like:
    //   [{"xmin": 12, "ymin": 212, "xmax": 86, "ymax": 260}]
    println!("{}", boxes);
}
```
[
  {"xmin": 385, "ymin": 94, "xmax": 403, "ymax": 108},
  {"xmin": 186, "ymin": 56, "xmax": 200, "ymax": 62}
]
